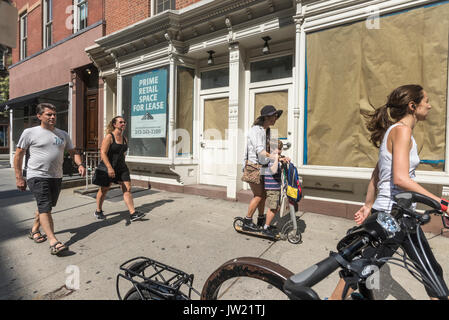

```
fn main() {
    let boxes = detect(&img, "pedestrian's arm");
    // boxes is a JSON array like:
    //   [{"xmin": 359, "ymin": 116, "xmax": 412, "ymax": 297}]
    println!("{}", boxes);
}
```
[
  {"xmin": 270, "ymin": 152, "xmax": 279, "ymax": 174},
  {"xmin": 391, "ymin": 125, "xmax": 449, "ymax": 213},
  {"xmin": 354, "ymin": 163, "xmax": 379, "ymax": 225},
  {"xmin": 100, "ymin": 135, "xmax": 113, "ymax": 168},
  {"xmin": 100, "ymin": 135, "xmax": 116, "ymax": 178},
  {"xmin": 365, "ymin": 162, "xmax": 379, "ymax": 209},
  {"xmin": 67, "ymin": 149, "xmax": 86, "ymax": 177},
  {"xmin": 14, "ymin": 147, "xmax": 27, "ymax": 191}
]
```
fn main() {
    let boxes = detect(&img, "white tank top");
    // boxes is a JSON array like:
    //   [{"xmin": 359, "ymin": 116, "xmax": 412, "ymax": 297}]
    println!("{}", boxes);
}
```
[{"xmin": 372, "ymin": 123, "xmax": 420, "ymax": 212}]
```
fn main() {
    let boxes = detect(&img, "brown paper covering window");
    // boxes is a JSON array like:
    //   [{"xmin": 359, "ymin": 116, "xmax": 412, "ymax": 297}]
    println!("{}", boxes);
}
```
[
  {"xmin": 306, "ymin": 3, "xmax": 449, "ymax": 171},
  {"xmin": 176, "ymin": 67, "xmax": 194, "ymax": 156}
]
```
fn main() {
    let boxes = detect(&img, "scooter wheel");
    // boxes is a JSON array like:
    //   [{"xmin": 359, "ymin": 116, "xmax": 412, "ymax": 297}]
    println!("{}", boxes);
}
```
[
  {"xmin": 233, "ymin": 217, "xmax": 244, "ymax": 232},
  {"xmin": 282, "ymin": 221, "xmax": 302, "ymax": 244}
]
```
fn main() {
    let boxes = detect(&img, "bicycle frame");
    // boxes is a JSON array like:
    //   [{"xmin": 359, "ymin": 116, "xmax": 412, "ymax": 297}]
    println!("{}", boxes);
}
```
[
  {"xmin": 201, "ymin": 192, "xmax": 449, "ymax": 300},
  {"xmin": 116, "ymin": 257, "xmax": 198, "ymax": 300}
]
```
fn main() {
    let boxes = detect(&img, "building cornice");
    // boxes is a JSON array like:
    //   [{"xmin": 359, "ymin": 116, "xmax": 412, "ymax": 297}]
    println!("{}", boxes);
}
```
[{"xmin": 87, "ymin": 0, "xmax": 295, "ymax": 71}]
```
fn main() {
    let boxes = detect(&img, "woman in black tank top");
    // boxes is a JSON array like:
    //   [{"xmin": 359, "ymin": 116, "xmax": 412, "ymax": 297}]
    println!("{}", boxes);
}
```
[{"xmin": 94, "ymin": 116, "xmax": 146, "ymax": 222}]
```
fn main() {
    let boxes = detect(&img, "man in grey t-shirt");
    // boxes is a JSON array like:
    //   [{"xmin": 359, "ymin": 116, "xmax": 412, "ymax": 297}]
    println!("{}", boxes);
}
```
[{"xmin": 14, "ymin": 103, "xmax": 86, "ymax": 256}]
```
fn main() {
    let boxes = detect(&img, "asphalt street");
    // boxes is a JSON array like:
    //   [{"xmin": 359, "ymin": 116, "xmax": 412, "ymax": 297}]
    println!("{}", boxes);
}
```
[{"xmin": 1, "ymin": 162, "xmax": 449, "ymax": 301}]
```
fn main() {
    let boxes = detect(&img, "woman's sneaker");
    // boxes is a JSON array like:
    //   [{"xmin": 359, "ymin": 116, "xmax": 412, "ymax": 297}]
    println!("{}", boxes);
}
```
[
  {"xmin": 130, "ymin": 210, "xmax": 146, "ymax": 222},
  {"xmin": 94, "ymin": 210, "xmax": 106, "ymax": 220},
  {"xmin": 242, "ymin": 218, "xmax": 259, "ymax": 232},
  {"xmin": 262, "ymin": 226, "xmax": 277, "ymax": 238}
]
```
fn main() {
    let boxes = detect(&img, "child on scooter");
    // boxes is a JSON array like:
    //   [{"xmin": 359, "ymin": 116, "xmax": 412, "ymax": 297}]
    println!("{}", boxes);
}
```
[{"xmin": 261, "ymin": 140, "xmax": 284, "ymax": 238}]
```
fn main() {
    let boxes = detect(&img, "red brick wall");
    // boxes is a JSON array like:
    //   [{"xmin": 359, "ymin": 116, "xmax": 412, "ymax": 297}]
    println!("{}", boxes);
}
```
[
  {"xmin": 105, "ymin": 0, "xmax": 151, "ymax": 35},
  {"xmin": 52, "ymin": 0, "xmax": 73, "ymax": 45},
  {"xmin": 11, "ymin": 0, "xmax": 104, "ymax": 65},
  {"xmin": 105, "ymin": 0, "xmax": 204, "ymax": 35}
]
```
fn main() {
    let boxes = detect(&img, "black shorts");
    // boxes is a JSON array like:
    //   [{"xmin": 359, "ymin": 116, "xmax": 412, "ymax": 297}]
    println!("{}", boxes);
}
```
[
  {"xmin": 111, "ymin": 167, "xmax": 131, "ymax": 185},
  {"xmin": 93, "ymin": 165, "xmax": 131, "ymax": 187},
  {"xmin": 27, "ymin": 177, "xmax": 62, "ymax": 214}
]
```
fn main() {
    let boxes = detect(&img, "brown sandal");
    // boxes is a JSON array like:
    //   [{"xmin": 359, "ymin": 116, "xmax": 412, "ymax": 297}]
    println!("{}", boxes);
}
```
[
  {"xmin": 50, "ymin": 241, "xmax": 68, "ymax": 255},
  {"xmin": 28, "ymin": 230, "xmax": 47, "ymax": 243}
]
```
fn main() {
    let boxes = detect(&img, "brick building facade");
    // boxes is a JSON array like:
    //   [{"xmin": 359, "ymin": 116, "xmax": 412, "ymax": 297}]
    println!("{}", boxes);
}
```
[
  {"xmin": 4, "ymin": 0, "xmax": 105, "ymax": 159},
  {"xmin": 3, "ymin": 0, "xmax": 449, "ymax": 234}
]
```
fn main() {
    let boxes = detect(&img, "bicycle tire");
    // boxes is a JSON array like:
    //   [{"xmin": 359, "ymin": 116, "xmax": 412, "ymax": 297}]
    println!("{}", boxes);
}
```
[
  {"xmin": 123, "ymin": 286, "xmax": 190, "ymax": 300},
  {"xmin": 123, "ymin": 287, "xmax": 157, "ymax": 300},
  {"xmin": 201, "ymin": 257, "xmax": 294, "ymax": 300}
]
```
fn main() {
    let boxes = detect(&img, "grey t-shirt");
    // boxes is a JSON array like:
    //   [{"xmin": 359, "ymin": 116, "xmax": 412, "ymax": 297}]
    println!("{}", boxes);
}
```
[{"xmin": 17, "ymin": 126, "xmax": 74, "ymax": 179}]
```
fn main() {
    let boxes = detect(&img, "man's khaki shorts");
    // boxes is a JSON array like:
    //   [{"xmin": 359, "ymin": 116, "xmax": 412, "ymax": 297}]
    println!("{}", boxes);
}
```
[{"xmin": 266, "ymin": 190, "xmax": 281, "ymax": 210}]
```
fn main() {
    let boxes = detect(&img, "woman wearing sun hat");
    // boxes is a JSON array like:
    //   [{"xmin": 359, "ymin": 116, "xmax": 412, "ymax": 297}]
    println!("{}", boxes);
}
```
[{"xmin": 242, "ymin": 105, "xmax": 283, "ymax": 231}]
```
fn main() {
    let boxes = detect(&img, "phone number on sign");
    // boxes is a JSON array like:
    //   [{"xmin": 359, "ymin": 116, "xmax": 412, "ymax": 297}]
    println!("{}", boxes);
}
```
[{"xmin": 134, "ymin": 128, "xmax": 162, "ymax": 135}]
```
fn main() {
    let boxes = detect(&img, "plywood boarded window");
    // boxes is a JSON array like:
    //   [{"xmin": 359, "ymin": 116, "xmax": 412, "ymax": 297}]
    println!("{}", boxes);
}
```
[
  {"xmin": 254, "ymin": 91, "xmax": 288, "ymax": 139},
  {"xmin": 203, "ymin": 98, "xmax": 229, "ymax": 140},
  {"xmin": 176, "ymin": 67, "xmax": 194, "ymax": 157},
  {"xmin": 305, "ymin": 3, "xmax": 449, "ymax": 171}
]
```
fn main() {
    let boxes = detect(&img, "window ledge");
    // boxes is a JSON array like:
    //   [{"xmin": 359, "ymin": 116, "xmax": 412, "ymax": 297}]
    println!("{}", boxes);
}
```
[{"xmin": 299, "ymin": 165, "xmax": 449, "ymax": 185}]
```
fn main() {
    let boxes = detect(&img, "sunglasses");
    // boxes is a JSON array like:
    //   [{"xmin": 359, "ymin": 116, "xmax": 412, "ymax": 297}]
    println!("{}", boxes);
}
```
[{"xmin": 119, "ymin": 121, "xmax": 126, "ymax": 124}]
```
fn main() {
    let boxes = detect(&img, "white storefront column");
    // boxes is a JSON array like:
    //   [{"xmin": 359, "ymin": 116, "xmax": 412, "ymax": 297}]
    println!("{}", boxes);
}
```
[
  {"xmin": 227, "ymin": 41, "xmax": 245, "ymax": 199},
  {"xmin": 294, "ymin": 1, "xmax": 306, "ymax": 168}
]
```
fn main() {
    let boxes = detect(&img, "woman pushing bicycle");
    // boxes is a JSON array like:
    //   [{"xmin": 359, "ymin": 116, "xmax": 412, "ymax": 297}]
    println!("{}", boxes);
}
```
[{"xmin": 330, "ymin": 84, "xmax": 449, "ymax": 300}]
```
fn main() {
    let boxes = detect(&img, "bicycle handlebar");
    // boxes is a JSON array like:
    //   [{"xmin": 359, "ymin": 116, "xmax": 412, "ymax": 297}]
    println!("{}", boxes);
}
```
[
  {"xmin": 394, "ymin": 192, "xmax": 441, "ymax": 211},
  {"xmin": 284, "ymin": 236, "xmax": 369, "ymax": 300}
]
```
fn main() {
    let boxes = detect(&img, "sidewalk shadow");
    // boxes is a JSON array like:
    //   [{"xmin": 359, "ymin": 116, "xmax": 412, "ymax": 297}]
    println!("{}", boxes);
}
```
[
  {"xmin": 372, "ymin": 264, "xmax": 415, "ymax": 300},
  {"xmin": 55, "ymin": 199, "xmax": 174, "ymax": 248},
  {"xmin": 56, "ymin": 211, "xmax": 130, "ymax": 248},
  {"xmin": 273, "ymin": 213, "xmax": 307, "ymax": 234}
]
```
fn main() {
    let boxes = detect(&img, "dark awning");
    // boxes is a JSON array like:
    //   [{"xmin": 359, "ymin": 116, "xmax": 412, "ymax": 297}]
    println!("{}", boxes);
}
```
[{"xmin": 0, "ymin": 84, "xmax": 68, "ymax": 111}]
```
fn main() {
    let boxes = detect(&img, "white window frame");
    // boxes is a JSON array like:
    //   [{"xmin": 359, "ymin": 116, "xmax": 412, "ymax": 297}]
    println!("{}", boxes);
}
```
[
  {"xmin": 297, "ymin": 0, "xmax": 449, "ymax": 184},
  {"xmin": 20, "ymin": 13, "xmax": 27, "ymax": 60},
  {"xmin": 151, "ymin": 0, "xmax": 176, "ymax": 16},
  {"xmin": 43, "ymin": 0, "xmax": 53, "ymax": 48},
  {"xmin": 73, "ymin": 0, "xmax": 88, "ymax": 33}
]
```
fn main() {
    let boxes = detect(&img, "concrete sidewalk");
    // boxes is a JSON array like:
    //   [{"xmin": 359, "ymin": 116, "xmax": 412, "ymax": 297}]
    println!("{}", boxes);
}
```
[{"xmin": 1, "ymin": 166, "xmax": 449, "ymax": 300}]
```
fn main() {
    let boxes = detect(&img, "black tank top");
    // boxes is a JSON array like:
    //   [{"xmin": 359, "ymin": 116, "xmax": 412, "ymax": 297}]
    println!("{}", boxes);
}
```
[{"xmin": 107, "ymin": 133, "xmax": 128, "ymax": 169}]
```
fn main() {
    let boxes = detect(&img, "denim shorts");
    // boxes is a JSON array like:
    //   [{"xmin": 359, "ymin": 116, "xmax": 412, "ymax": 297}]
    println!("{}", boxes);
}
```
[{"xmin": 27, "ymin": 177, "xmax": 62, "ymax": 214}]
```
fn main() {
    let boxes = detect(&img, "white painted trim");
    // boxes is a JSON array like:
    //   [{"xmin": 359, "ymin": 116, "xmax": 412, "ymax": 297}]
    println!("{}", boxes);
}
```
[
  {"xmin": 9, "ymin": 108, "xmax": 13, "ymax": 166},
  {"xmin": 303, "ymin": 0, "xmax": 440, "ymax": 32},
  {"xmin": 304, "ymin": 195, "xmax": 364, "ymax": 206},
  {"xmin": 130, "ymin": 174, "xmax": 184, "ymax": 186},
  {"xmin": 68, "ymin": 82, "xmax": 73, "ymax": 138},
  {"xmin": 168, "ymin": 56, "xmax": 175, "ymax": 163},
  {"xmin": 126, "ymin": 156, "xmax": 172, "ymax": 165},
  {"xmin": 119, "ymin": 57, "xmax": 170, "ymax": 77}
]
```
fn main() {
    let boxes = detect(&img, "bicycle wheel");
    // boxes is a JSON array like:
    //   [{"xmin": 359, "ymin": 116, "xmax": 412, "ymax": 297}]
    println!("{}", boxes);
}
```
[
  {"xmin": 123, "ymin": 286, "xmax": 190, "ymax": 300},
  {"xmin": 123, "ymin": 287, "xmax": 157, "ymax": 300},
  {"xmin": 201, "ymin": 257, "xmax": 294, "ymax": 300}
]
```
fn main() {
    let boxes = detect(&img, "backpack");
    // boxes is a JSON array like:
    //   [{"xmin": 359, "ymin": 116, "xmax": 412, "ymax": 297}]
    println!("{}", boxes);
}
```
[{"xmin": 286, "ymin": 163, "xmax": 303, "ymax": 202}]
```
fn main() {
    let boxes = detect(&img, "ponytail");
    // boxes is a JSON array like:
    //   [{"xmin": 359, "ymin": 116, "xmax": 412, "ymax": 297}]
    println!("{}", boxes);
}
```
[
  {"xmin": 363, "ymin": 106, "xmax": 393, "ymax": 148},
  {"xmin": 363, "ymin": 84, "xmax": 424, "ymax": 148}
]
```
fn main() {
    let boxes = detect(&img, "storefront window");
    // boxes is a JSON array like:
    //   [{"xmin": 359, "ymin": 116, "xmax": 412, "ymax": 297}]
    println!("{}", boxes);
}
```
[
  {"xmin": 200, "ymin": 68, "xmax": 229, "ymax": 90},
  {"xmin": 122, "ymin": 67, "xmax": 169, "ymax": 157},
  {"xmin": 12, "ymin": 102, "xmax": 69, "ymax": 149},
  {"xmin": 176, "ymin": 67, "xmax": 194, "ymax": 157},
  {"xmin": 305, "ymin": 3, "xmax": 449, "ymax": 171},
  {"xmin": 250, "ymin": 55, "xmax": 292, "ymax": 83},
  {"xmin": 0, "ymin": 125, "xmax": 7, "ymax": 147}
]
